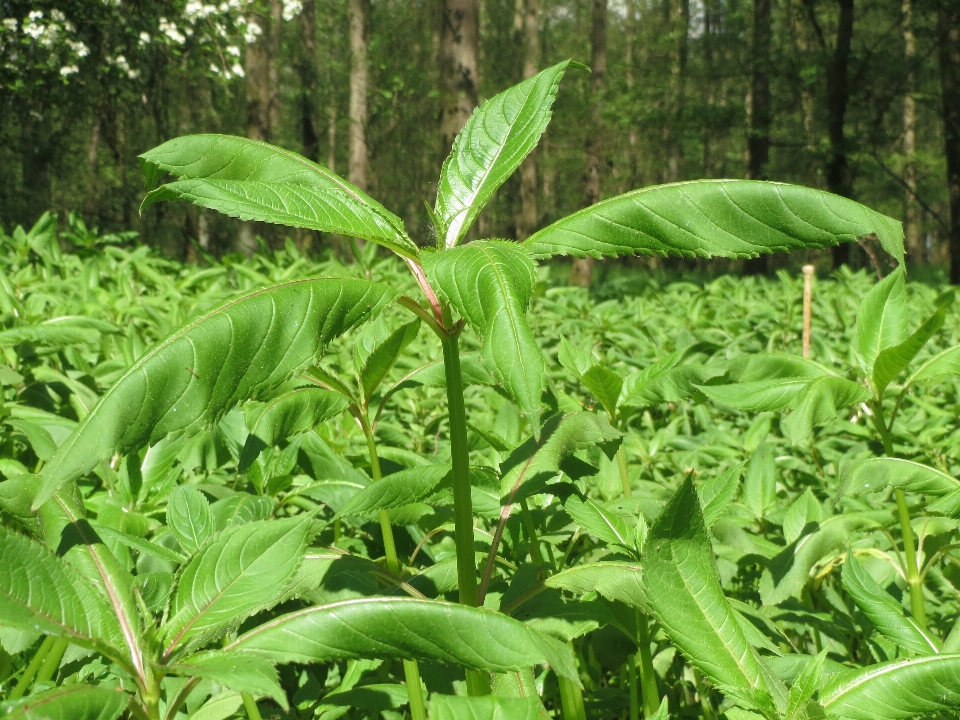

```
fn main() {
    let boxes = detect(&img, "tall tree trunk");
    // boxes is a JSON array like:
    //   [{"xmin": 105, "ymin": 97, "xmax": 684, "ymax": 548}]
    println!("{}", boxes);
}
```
[
  {"xmin": 240, "ymin": 2, "xmax": 280, "ymax": 255},
  {"xmin": 348, "ymin": 0, "xmax": 370, "ymax": 192},
  {"xmin": 903, "ymin": 0, "xmax": 922, "ymax": 263},
  {"xmin": 570, "ymin": 0, "xmax": 606, "ymax": 287},
  {"xmin": 666, "ymin": 0, "xmax": 689, "ymax": 182},
  {"xmin": 626, "ymin": 0, "xmax": 639, "ymax": 187},
  {"xmin": 702, "ymin": 0, "xmax": 714, "ymax": 179},
  {"xmin": 516, "ymin": 0, "xmax": 540, "ymax": 240},
  {"xmin": 21, "ymin": 103, "xmax": 53, "ymax": 223},
  {"xmin": 939, "ymin": 4, "xmax": 960, "ymax": 284},
  {"xmin": 825, "ymin": 0, "xmax": 855, "ymax": 267},
  {"xmin": 744, "ymin": 0, "xmax": 772, "ymax": 275},
  {"xmin": 299, "ymin": 0, "xmax": 320, "ymax": 162},
  {"xmin": 439, "ymin": 0, "xmax": 480, "ymax": 154}
]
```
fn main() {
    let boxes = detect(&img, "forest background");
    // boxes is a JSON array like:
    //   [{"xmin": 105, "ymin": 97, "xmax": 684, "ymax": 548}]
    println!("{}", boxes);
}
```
[{"xmin": 1, "ymin": 0, "xmax": 959, "ymax": 280}]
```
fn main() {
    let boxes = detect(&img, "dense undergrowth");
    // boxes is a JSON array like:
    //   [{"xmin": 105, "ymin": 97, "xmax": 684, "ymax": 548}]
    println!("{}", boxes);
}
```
[{"xmin": 2, "ymin": 210, "xmax": 960, "ymax": 720}]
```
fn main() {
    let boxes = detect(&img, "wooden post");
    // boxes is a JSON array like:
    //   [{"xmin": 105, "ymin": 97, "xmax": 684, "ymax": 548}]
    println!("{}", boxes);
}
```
[{"xmin": 802, "ymin": 264, "xmax": 814, "ymax": 358}]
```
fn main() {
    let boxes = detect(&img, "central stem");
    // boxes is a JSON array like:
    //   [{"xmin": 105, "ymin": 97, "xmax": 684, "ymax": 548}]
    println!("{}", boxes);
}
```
[{"xmin": 440, "ymin": 329, "xmax": 490, "ymax": 696}]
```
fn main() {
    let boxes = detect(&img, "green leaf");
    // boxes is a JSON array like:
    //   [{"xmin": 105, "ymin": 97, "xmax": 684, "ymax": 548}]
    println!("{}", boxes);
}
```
[
  {"xmin": 644, "ymin": 476, "xmax": 787, "ymax": 709},
  {"xmin": 166, "ymin": 485, "xmax": 213, "ymax": 555},
  {"xmin": 557, "ymin": 336, "xmax": 595, "ymax": 378},
  {"xmin": 427, "ymin": 695, "xmax": 541, "ymax": 720},
  {"xmin": 904, "ymin": 344, "xmax": 960, "ymax": 388},
  {"xmin": 239, "ymin": 387, "xmax": 348, "ymax": 471},
  {"xmin": 841, "ymin": 555, "xmax": 939, "ymax": 656},
  {"xmin": 781, "ymin": 376, "xmax": 871, "ymax": 446},
  {"xmin": 499, "ymin": 412, "xmax": 621, "ymax": 503},
  {"xmin": 162, "ymin": 514, "xmax": 314, "ymax": 659},
  {"xmin": 2, "ymin": 685, "xmax": 129, "ymax": 720},
  {"xmin": 36, "ymin": 277, "xmax": 395, "ymax": 508},
  {"xmin": 92, "ymin": 525, "xmax": 186, "ymax": 565},
  {"xmin": 743, "ymin": 442, "xmax": 777, "ymax": 520},
  {"xmin": 697, "ymin": 353, "xmax": 835, "ymax": 412},
  {"xmin": 0, "ymin": 526, "xmax": 127, "ymax": 662},
  {"xmin": 336, "ymin": 465, "xmax": 450, "ymax": 517},
  {"xmin": 872, "ymin": 303, "xmax": 947, "ymax": 397},
  {"xmin": 782, "ymin": 489, "xmax": 823, "ymax": 545},
  {"xmin": 422, "ymin": 241, "xmax": 545, "ymax": 433},
  {"xmin": 139, "ymin": 135, "xmax": 417, "ymax": 258},
  {"xmin": 323, "ymin": 684, "xmax": 408, "ymax": 711},
  {"xmin": 545, "ymin": 562, "xmax": 647, "ymax": 611},
  {"xmin": 434, "ymin": 61, "xmax": 569, "ymax": 248},
  {"xmin": 360, "ymin": 319, "xmax": 420, "ymax": 403},
  {"xmin": 786, "ymin": 650, "xmax": 827, "ymax": 718},
  {"xmin": 175, "ymin": 650, "xmax": 288, "ymax": 710},
  {"xmin": 230, "ymin": 597, "xmax": 579, "ymax": 681},
  {"xmin": 525, "ymin": 180, "xmax": 904, "ymax": 264},
  {"xmin": 759, "ymin": 515, "xmax": 877, "ymax": 606},
  {"xmin": 820, "ymin": 655, "xmax": 960, "ymax": 720},
  {"xmin": 561, "ymin": 492, "xmax": 635, "ymax": 551},
  {"xmin": 699, "ymin": 464, "xmax": 742, "ymax": 528},
  {"xmin": 622, "ymin": 363, "xmax": 722, "ymax": 408},
  {"xmin": 856, "ymin": 266, "xmax": 907, "ymax": 374},
  {"xmin": 580, "ymin": 365, "xmax": 623, "ymax": 417},
  {"xmin": 837, "ymin": 458, "xmax": 960, "ymax": 501}
]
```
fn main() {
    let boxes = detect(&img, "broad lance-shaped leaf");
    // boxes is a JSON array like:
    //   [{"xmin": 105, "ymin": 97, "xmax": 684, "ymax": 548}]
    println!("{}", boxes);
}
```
[
  {"xmin": 2, "ymin": 685, "xmax": 130, "ymax": 720},
  {"xmin": 837, "ymin": 458, "xmax": 960, "ymax": 501},
  {"xmin": 422, "ymin": 241, "xmax": 545, "ymax": 433},
  {"xmin": 174, "ymin": 650, "xmax": 288, "ymax": 710},
  {"xmin": 498, "ymin": 412, "xmax": 622, "ymax": 503},
  {"xmin": 781, "ymin": 376, "xmax": 871, "ymax": 446},
  {"xmin": 546, "ymin": 562, "xmax": 647, "ymax": 611},
  {"xmin": 228, "ymin": 597, "xmax": 579, "ymax": 681},
  {"xmin": 842, "ymin": 555, "xmax": 939, "ymax": 656},
  {"xmin": 904, "ymin": 344, "xmax": 960, "ymax": 388},
  {"xmin": 239, "ymin": 387, "xmax": 348, "ymax": 471},
  {"xmin": 166, "ymin": 485, "xmax": 213, "ymax": 555},
  {"xmin": 644, "ymin": 476, "xmax": 788, "ymax": 711},
  {"xmin": 162, "ymin": 514, "xmax": 315, "ymax": 659},
  {"xmin": 525, "ymin": 180, "xmax": 905, "ymax": 264},
  {"xmin": 360, "ymin": 319, "xmax": 420, "ymax": 403},
  {"xmin": 820, "ymin": 655, "xmax": 960, "ymax": 720},
  {"xmin": 427, "ymin": 696, "xmax": 541, "ymax": 720},
  {"xmin": 336, "ymin": 465, "xmax": 450, "ymax": 518},
  {"xmin": 872, "ymin": 302, "xmax": 949, "ymax": 396},
  {"xmin": 435, "ymin": 61, "xmax": 569, "ymax": 248},
  {"xmin": 0, "ymin": 526, "xmax": 128, "ymax": 665},
  {"xmin": 856, "ymin": 265, "xmax": 907, "ymax": 374},
  {"xmin": 140, "ymin": 135, "xmax": 418, "ymax": 259},
  {"xmin": 696, "ymin": 353, "xmax": 836, "ymax": 411},
  {"xmin": 36, "ymin": 277, "xmax": 395, "ymax": 508},
  {"xmin": 580, "ymin": 365, "xmax": 623, "ymax": 417}
]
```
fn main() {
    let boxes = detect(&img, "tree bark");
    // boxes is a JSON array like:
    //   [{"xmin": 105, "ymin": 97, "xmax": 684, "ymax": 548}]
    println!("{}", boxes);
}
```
[
  {"xmin": 625, "ymin": 0, "xmax": 639, "ymax": 187},
  {"xmin": 299, "ymin": 0, "xmax": 320, "ymax": 162},
  {"xmin": 939, "ymin": 4, "xmax": 960, "ymax": 284},
  {"xmin": 348, "ymin": 0, "xmax": 371, "ymax": 192},
  {"xmin": 902, "ymin": 0, "xmax": 922, "ymax": 263},
  {"xmin": 666, "ymin": 0, "xmax": 689, "ymax": 182},
  {"xmin": 516, "ymin": 0, "xmax": 540, "ymax": 240},
  {"xmin": 744, "ymin": 0, "xmax": 772, "ymax": 275},
  {"xmin": 439, "ymin": 0, "xmax": 480, "ymax": 153},
  {"xmin": 824, "ymin": 0, "xmax": 855, "ymax": 268},
  {"xmin": 570, "ymin": 0, "xmax": 607, "ymax": 287}
]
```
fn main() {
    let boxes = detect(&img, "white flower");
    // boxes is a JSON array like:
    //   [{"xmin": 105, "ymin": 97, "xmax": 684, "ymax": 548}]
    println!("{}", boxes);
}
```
[
  {"xmin": 243, "ymin": 21, "xmax": 261, "ymax": 44},
  {"xmin": 230, "ymin": 62, "xmax": 244, "ymax": 77},
  {"xmin": 210, "ymin": 62, "xmax": 221, "ymax": 74},
  {"xmin": 158, "ymin": 18, "xmax": 186, "ymax": 44},
  {"xmin": 27, "ymin": 10, "xmax": 43, "ymax": 21},
  {"xmin": 227, "ymin": 45, "xmax": 240, "ymax": 57},
  {"xmin": 282, "ymin": 0, "xmax": 302, "ymax": 21},
  {"xmin": 50, "ymin": 9, "xmax": 65, "ymax": 22},
  {"xmin": 2, "ymin": 18, "xmax": 17, "ymax": 32},
  {"xmin": 23, "ymin": 22, "xmax": 44, "ymax": 39},
  {"xmin": 67, "ymin": 39, "xmax": 89, "ymax": 57},
  {"xmin": 139, "ymin": 31, "xmax": 150, "ymax": 45},
  {"xmin": 60, "ymin": 64, "xmax": 78, "ymax": 76}
]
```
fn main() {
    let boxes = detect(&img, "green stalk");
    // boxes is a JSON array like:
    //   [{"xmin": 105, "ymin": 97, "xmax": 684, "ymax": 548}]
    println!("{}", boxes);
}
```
[
  {"xmin": 358, "ymin": 412, "xmax": 428, "ymax": 719},
  {"xmin": 869, "ymin": 401, "xmax": 927, "ymax": 629},
  {"xmin": 627, "ymin": 655, "xmax": 640, "ymax": 720},
  {"xmin": 616, "ymin": 446, "xmax": 633, "ymax": 498},
  {"xmin": 440, "ymin": 330, "xmax": 479, "ymax": 608},
  {"xmin": 9, "ymin": 636, "xmax": 54, "ymax": 699},
  {"xmin": 636, "ymin": 611, "xmax": 660, "ymax": 718},
  {"xmin": 34, "ymin": 637, "xmax": 68, "ymax": 686},
  {"xmin": 241, "ymin": 694, "xmax": 262, "ymax": 720}
]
